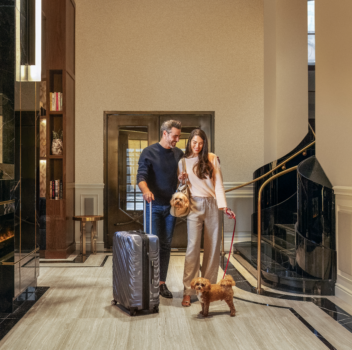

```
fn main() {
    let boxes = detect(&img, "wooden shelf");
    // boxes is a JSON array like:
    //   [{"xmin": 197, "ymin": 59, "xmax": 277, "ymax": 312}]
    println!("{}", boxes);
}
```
[
  {"xmin": 48, "ymin": 111, "xmax": 63, "ymax": 115},
  {"xmin": 42, "ymin": 0, "xmax": 76, "ymax": 259}
]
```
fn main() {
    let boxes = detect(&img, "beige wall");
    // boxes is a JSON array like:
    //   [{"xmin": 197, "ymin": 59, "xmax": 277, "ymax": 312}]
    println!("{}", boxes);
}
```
[
  {"xmin": 316, "ymin": 0, "xmax": 352, "ymax": 305},
  {"xmin": 75, "ymin": 0, "xmax": 264, "ymax": 184},
  {"xmin": 316, "ymin": 0, "xmax": 352, "ymax": 187},
  {"xmin": 264, "ymin": 0, "xmax": 308, "ymax": 164}
]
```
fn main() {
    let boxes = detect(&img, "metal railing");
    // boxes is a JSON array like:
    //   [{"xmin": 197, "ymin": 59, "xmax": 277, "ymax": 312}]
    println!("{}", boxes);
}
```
[
  {"xmin": 0, "ymin": 247, "xmax": 40, "ymax": 266},
  {"xmin": 222, "ymin": 124, "xmax": 315, "ymax": 294},
  {"xmin": 254, "ymin": 166, "xmax": 298, "ymax": 294}
]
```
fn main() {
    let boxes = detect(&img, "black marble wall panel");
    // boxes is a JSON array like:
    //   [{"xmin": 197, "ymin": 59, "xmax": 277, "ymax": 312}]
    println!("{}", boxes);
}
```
[
  {"xmin": 15, "ymin": 111, "xmax": 37, "ymax": 253},
  {"xmin": 20, "ymin": 0, "xmax": 28, "ymax": 65},
  {"xmin": 297, "ymin": 157, "xmax": 335, "ymax": 249},
  {"xmin": 0, "ymin": 1, "xmax": 16, "ymax": 313},
  {"xmin": 0, "ymin": 265, "xmax": 14, "ymax": 312},
  {"xmin": 296, "ymin": 156, "xmax": 336, "ymax": 281},
  {"xmin": 1, "ymin": 0, "xmax": 39, "ymax": 313},
  {"xmin": 0, "ymin": 3, "xmax": 15, "ymax": 166},
  {"xmin": 252, "ymin": 128, "xmax": 315, "ymax": 214}
]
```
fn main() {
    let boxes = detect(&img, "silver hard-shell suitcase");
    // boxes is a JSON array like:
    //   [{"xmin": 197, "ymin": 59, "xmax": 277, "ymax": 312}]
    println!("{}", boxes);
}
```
[{"xmin": 112, "ymin": 201, "xmax": 160, "ymax": 316}]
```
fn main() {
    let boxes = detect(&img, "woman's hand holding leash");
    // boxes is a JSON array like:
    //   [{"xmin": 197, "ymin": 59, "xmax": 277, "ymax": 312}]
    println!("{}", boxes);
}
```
[
  {"xmin": 220, "ymin": 208, "xmax": 236, "ymax": 219},
  {"xmin": 225, "ymin": 208, "xmax": 236, "ymax": 219}
]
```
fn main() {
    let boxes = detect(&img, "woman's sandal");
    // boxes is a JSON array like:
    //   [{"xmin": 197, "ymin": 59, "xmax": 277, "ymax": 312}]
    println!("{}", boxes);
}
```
[{"xmin": 182, "ymin": 295, "xmax": 191, "ymax": 307}]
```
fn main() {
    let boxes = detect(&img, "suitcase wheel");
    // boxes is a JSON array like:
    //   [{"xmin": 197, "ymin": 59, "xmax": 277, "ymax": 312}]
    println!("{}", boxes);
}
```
[
  {"xmin": 130, "ymin": 308, "xmax": 137, "ymax": 316},
  {"xmin": 153, "ymin": 306, "xmax": 159, "ymax": 313},
  {"xmin": 111, "ymin": 299, "xmax": 117, "ymax": 306}
]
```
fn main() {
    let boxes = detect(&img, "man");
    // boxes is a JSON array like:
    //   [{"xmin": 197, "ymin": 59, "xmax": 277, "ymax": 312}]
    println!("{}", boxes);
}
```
[{"xmin": 137, "ymin": 120, "xmax": 183, "ymax": 298}]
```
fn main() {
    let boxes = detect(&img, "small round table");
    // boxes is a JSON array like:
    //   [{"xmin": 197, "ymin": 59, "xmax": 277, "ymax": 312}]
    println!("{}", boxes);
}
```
[{"xmin": 73, "ymin": 215, "xmax": 104, "ymax": 255}]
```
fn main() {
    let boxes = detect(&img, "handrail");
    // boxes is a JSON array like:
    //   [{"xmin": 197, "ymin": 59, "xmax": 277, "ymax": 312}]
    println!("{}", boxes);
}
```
[
  {"xmin": 0, "ymin": 247, "xmax": 40, "ymax": 266},
  {"xmin": 255, "ymin": 166, "xmax": 298, "ymax": 294},
  {"xmin": 0, "ymin": 199, "xmax": 15, "ymax": 206},
  {"xmin": 309, "ymin": 123, "xmax": 315, "ymax": 137},
  {"xmin": 225, "ymin": 140, "xmax": 314, "ymax": 193}
]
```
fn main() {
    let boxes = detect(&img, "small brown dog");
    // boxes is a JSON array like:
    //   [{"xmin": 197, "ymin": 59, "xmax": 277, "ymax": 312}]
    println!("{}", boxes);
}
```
[
  {"xmin": 170, "ymin": 192, "xmax": 189, "ymax": 217},
  {"xmin": 191, "ymin": 275, "xmax": 236, "ymax": 317}
]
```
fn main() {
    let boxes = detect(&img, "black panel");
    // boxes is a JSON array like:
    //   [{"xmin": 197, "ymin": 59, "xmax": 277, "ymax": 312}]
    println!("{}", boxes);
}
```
[
  {"xmin": 15, "ymin": 111, "xmax": 37, "ymax": 253},
  {"xmin": 20, "ymin": 0, "xmax": 35, "ymax": 66},
  {"xmin": 0, "ymin": 1, "xmax": 39, "ymax": 313},
  {"xmin": 296, "ymin": 156, "xmax": 336, "ymax": 281},
  {"xmin": 0, "ymin": 2, "xmax": 17, "ymax": 312},
  {"xmin": 252, "ymin": 127, "xmax": 315, "ymax": 214},
  {"xmin": 235, "ymin": 129, "xmax": 336, "ymax": 294}
]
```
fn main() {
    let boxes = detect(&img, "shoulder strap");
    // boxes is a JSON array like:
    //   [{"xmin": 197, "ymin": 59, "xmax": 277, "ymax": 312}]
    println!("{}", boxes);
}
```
[
  {"xmin": 182, "ymin": 158, "xmax": 187, "ymax": 172},
  {"xmin": 181, "ymin": 158, "xmax": 188, "ymax": 185}
]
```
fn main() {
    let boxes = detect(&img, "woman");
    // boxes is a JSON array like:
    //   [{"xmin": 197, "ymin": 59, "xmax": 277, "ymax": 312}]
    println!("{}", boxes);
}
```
[{"xmin": 178, "ymin": 129, "xmax": 234, "ymax": 307}]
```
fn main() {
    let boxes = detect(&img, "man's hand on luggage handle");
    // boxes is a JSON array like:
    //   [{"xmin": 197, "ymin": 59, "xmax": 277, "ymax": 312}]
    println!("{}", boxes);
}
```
[
  {"xmin": 138, "ymin": 181, "xmax": 155, "ymax": 203},
  {"xmin": 143, "ymin": 191, "xmax": 154, "ymax": 203}
]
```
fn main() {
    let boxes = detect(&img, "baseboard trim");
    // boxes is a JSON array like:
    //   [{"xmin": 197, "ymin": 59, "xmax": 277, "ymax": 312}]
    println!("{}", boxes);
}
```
[
  {"xmin": 75, "ymin": 183, "xmax": 105, "ymax": 189},
  {"xmin": 224, "ymin": 182, "xmax": 253, "ymax": 198},
  {"xmin": 224, "ymin": 231, "xmax": 251, "ymax": 239},
  {"xmin": 75, "ymin": 242, "xmax": 104, "ymax": 252},
  {"xmin": 44, "ymin": 242, "xmax": 76, "ymax": 259},
  {"xmin": 336, "ymin": 283, "xmax": 352, "ymax": 305},
  {"xmin": 333, "ymin": 186, "xmax": 352, "ymax": 197}
]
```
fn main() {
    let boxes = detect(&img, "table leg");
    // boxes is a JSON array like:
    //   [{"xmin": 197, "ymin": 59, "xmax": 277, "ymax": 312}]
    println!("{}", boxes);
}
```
[
  {"xmin": 82, "ymin": 222, "xmax": 86, "ymax": 255},
  {"xmin": 80, "ymin": 222, "xmax": 83, "ymax": 254},
  {"xmin": 92, "ymin": 222, "xmax": 97, "ymax": 254},
  {"xmin": 91, "ymin": 223, "xmax": 94, "ymax": 254}
]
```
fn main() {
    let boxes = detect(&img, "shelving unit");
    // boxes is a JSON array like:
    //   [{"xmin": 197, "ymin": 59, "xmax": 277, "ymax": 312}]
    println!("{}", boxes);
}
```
[{"xmin": 40, "ymin": 0, "xmax": 76, "ymax": 259}]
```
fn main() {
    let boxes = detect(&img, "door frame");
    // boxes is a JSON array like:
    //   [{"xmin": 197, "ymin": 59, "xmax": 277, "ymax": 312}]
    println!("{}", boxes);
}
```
[{"xmin": 103, "ymin": 111, "xmax": 215, "ymax": 249}]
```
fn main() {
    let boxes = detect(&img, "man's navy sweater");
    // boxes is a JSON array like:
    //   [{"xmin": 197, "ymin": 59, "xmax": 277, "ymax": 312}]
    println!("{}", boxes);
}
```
[{"xmin": 137, "ymin": 143, "xmax": 184, "ymax": 205}]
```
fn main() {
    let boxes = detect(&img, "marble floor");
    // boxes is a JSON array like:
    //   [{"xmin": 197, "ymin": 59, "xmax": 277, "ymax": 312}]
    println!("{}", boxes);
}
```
[{"xmin": 1, "ymin": 253, "xmax": 352, "ymax": 350}]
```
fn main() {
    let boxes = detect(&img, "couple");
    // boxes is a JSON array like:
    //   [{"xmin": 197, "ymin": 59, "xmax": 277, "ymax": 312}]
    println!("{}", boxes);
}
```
[{"xmin": 137, "ymin": 120, "xmax": 234, "ymax": 307}]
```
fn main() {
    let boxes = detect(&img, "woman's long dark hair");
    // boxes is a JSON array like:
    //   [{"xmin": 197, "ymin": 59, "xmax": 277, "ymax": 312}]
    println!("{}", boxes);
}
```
[{"xmin": 184, "ymin": 129, "xmax": 214, "ymax": 180}]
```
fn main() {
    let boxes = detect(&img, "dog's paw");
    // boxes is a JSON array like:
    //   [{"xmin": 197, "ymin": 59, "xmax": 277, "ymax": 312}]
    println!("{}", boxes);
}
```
[{"xmin": 230, "ymin": 311, "xmax": 236, "ymax": 317}]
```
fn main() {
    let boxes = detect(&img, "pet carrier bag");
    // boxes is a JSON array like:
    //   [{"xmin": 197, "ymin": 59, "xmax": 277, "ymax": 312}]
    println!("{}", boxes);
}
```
[{"xmin": 170, "ymin": 158, "xmax": 191, "ymax": 217}]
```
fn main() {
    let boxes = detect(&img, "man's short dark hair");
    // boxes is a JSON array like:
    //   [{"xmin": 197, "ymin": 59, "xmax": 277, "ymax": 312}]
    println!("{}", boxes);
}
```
[{"xmin": 160, "ymin": 120, "xmax": 182, "ymax": 134}]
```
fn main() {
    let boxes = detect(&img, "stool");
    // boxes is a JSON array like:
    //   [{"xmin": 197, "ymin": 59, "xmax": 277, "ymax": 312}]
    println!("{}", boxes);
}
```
[{"xmin": 73, "ymin": 215, "xmax": 104, "ymax": 255}]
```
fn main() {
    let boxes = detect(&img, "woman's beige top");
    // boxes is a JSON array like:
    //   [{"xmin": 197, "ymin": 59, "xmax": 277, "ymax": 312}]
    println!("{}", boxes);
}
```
[{"xmin": 178, "ymin": 153, "xmax": 227, "ymax": 209}]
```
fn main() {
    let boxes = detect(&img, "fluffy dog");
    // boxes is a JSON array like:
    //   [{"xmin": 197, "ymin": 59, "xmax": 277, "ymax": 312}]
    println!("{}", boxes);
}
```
[
  {"xmin": 191, "ymin": 275, "xmax": 236, "ymax": 317},
  {"xmin": 170, "ymin": 192, "xmax": 189, "ymax": 216}
]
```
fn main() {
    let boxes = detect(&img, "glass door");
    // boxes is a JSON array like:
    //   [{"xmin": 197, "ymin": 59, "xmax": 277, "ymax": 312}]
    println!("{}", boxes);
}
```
[{"xmin": 105, "ymin": 114, "xmax": 159, "ymax": 248}]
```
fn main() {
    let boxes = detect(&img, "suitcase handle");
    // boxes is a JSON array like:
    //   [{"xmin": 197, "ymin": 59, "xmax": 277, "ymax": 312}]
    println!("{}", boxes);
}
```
[{"xmin": 143, "ymin": 199, "xmax": 152, "ymax": 234}]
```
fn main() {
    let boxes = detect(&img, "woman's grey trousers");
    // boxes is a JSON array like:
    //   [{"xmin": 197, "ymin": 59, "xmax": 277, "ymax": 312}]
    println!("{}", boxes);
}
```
[{"xmin": 183, "ymin": 197, "xmax": 221, "ymax": 296}]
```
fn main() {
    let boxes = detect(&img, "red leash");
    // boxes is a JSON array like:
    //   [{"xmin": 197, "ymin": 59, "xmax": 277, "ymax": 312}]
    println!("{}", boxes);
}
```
[{"xmin": 223, "ymin": 208, "xmax": 236, "ymax": 279}]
